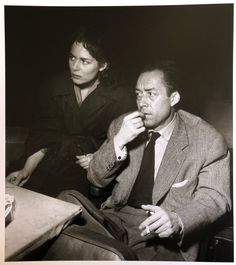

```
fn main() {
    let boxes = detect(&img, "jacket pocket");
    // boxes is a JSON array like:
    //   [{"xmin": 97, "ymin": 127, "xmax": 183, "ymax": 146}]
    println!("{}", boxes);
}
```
[{"xmin": 172, "ymin": 179, "xmax": 188, "ymax": 188}]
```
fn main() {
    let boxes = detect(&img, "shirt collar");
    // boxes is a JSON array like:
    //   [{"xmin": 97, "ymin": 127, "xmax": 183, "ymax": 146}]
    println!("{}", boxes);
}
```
[{"xmin": 149, "ymin": 113, "xmax": 177, "ymax": 142}]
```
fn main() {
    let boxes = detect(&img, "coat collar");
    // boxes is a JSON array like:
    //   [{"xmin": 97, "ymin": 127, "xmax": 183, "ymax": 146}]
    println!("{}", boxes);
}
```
[
  {"xmin": 51, "ymin": 72, "xmax": 123, "ymax": 117},
  {"xmin": 51, "ymin": 71, "xmax": 120, "ymax": 101}
]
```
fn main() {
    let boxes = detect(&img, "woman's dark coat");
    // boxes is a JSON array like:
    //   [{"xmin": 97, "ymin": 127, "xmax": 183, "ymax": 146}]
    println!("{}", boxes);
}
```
[{"xmin": 21, "ymin": 72, "xmax": 136, "ymax": 197}]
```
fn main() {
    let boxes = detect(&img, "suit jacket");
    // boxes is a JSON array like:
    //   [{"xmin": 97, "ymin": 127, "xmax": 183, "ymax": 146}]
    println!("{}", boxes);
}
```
[{"xmin": 88, "ymin": 109, "xmax": 231, "ymax": 261}]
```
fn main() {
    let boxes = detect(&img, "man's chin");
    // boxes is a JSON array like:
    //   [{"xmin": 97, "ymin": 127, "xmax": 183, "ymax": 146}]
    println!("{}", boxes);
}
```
[{"xmin": 144, "ymin": 120, "xmax": 156, "ymax": 129}]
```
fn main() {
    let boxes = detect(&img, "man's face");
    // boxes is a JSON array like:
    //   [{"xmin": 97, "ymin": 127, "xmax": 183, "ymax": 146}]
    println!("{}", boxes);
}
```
[
  {"xmin": 136, "ymin": 70, "xmax": 178, "ymax": 130},
  {"xmin": 68, "ymin": 42, "xmax": 106, "ymax": 86}
]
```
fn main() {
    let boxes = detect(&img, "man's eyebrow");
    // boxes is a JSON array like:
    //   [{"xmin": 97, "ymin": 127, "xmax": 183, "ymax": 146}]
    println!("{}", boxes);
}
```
[
  {"xmin": 144, "ymin": 87, "xmax": 155, "ymax": 91},
  {"xmin": 135, "ymin": 87, "xmax": 155, "ymax": 91}
]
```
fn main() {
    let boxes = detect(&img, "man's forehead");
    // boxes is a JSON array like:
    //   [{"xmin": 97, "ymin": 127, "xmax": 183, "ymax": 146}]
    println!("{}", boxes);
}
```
[{"xmin": 136, "ymin": 70, "xmax": 165, "ymax": 88}]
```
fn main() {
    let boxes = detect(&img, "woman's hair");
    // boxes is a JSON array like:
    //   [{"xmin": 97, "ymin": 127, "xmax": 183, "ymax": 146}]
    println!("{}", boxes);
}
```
[{"xmin": 70, "ymin": 26, "xmax": 115, "ymax": 85}]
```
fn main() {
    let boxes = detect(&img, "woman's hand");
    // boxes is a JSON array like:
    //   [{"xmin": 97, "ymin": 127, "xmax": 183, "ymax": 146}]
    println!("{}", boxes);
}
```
[
  {"xmin": 139, "ymin": 204, "xmax": 182, "ymax": 238},
  {"xmin": 6, "ymin": 168, "xmax": 30, "ymax": 186},
  {"xmin": 76, "ymin": 153, "xmax": 94, "ymax": 170},
  {"xmin": 6, "ymin": 148, "xmax": 47, "ymax": 187}
]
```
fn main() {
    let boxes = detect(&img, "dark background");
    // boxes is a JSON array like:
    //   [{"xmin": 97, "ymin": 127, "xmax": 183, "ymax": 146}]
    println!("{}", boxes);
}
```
[{"xmin": 5, "ymin": 4, "xmax": 233, "ymax": 128}]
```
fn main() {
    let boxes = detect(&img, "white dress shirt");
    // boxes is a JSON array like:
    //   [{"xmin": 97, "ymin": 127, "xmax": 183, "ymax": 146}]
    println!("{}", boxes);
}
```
[{"xmin": 151, "ymin": 113, "xmax": 177, "ymax": 179}]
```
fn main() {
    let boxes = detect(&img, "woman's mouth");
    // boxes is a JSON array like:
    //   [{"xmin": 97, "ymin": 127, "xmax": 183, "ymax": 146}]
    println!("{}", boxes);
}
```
[{"xmin": 71, "ymin": 74, "xmax": 82, "ymax": 79}]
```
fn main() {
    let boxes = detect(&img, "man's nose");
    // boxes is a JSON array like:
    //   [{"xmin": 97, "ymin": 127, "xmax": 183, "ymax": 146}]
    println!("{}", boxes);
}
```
[{"xmin": 139, "ymin": 95, "xmax": 148, "ymax": 107}]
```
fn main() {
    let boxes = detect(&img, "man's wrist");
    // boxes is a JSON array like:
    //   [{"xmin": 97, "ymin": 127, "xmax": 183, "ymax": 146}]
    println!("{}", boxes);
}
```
[
  {"xmin": 114, "ymin": 136, "xmax": 127, "ymax": 161},
  {"xmin": 171, "ymin": 211, "xmax": 184, "ymax": 244},
  {"xmin": 171, "ymin": 212, "xmax": 183, "ymax": 233},
  {"xmin": 114, "ymin": 134, "xmax": 126, "ymax": 150}
]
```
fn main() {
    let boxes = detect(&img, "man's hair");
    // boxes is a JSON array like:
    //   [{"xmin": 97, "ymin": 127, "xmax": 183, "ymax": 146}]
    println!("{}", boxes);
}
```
[{"xmin": 139, "ymin": 60, "xmax": 181, "ymax": 96}]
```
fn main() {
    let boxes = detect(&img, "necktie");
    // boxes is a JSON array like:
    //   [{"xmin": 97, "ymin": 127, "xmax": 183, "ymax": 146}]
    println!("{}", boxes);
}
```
[{"xmin": 127, "ymin": 132, "xmax": 160, "ymax": 208}]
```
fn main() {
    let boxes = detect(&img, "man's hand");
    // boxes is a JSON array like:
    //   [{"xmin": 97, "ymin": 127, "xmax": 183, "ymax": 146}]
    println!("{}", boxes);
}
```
[
  {"xmin": 139, "ymin": 204, "xmax": 182, "ymax": 238},
  {"xmin": 76, "ymin": 153, "xmax": 94, "ymax": 170},
  {"xmin": 114, "ymin": 111, "xmax": 145, "ymax": 150},
  {"xmin": 6, "ymin": 169, "xmax": 31, "ymax": 186}
]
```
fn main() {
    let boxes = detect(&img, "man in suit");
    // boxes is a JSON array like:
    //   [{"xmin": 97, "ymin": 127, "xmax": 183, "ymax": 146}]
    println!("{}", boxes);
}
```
[{"xmin": 57, "ymin": 61, "xmax": 231, "ymax": 261}]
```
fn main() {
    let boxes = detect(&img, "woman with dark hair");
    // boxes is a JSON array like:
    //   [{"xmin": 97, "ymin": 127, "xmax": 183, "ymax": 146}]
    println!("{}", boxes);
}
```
[{"xmin": 6, "ymin": 26, "xmax": 136, "ymax": 199}]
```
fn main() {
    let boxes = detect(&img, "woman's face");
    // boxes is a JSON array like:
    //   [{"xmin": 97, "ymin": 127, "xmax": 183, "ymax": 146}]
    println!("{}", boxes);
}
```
[{"xmin": 69, "ymin": 42, "xmax": 107, "ymax": 86}]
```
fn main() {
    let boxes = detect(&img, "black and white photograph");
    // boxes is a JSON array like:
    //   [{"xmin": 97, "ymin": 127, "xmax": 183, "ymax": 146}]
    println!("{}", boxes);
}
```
[{"xmin": 3, "ymin": 1, "xmax": 233, "ymax": 263}]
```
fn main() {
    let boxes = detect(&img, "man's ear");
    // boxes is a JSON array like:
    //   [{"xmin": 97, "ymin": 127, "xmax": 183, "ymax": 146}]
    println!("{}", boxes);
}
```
[
  {"xmin": 99, "ymin": 62, "xmax": 108, "ymax": 72},
  {"xmin": 170, "ymin": 91, "xmax": 180, "ymax": 107}
]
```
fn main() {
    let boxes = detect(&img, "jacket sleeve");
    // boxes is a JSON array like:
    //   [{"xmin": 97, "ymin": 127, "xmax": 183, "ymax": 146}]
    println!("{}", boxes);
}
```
[
  {"xmin": 87, "ymin": 116, "xmax": 126, "ymax": 188},
  {"xmin": 175, "ymin": 134, "xmax": 231, "ymax": 244}
]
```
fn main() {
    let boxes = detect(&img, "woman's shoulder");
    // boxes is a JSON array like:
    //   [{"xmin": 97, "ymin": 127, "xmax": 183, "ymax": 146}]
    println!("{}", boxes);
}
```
[
  {"xmin": 100, "ymin": 83, "xmax": 136, "ymax": 113},
  {"xmin": 99, "ymin": 82, "xmax": 134, "ymax": 101},
  {"xmin": 39, "ymin": 72, "xmax": 73, "ymax": 98}
]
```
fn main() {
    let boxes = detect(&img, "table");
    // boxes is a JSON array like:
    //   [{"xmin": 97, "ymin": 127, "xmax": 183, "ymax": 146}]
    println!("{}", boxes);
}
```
[{"xmin": 5, "ymin": 183, "xmax": 82, "ymax": 261}]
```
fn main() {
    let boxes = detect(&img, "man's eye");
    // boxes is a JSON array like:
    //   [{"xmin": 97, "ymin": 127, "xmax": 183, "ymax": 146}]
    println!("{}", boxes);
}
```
[
  {"xmin": 135, "ymin": 92, "xmax": 142, "ymax": 97},
  {"xmin": 148, "ymin": 92, "xmax": 156, "ymax": 97}
]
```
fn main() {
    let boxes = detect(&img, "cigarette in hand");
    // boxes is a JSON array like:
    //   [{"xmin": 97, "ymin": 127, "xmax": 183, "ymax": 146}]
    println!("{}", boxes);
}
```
[{"xmin": 146, "ymin": 210, "xmax": 154, "ymax": 216}]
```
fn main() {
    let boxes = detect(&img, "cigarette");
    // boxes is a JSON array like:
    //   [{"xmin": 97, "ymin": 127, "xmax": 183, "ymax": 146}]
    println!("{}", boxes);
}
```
[
  {"xmin": 145, "ymin": 225, "xmax": 150, "ymax": 235},
  {"xmin": 146, "ymin": 210, "xmax": 154, "ymax": 216}
]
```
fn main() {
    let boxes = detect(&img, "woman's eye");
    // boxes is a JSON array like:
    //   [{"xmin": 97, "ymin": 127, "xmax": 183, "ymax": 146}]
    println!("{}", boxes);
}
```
[
  {"xmin": 69, "ymin": 56, "xmax": 76, "ymax": 61},
  {"xmin": 81, "ymin": 59, "xmax": 90, "ymax": 65}
]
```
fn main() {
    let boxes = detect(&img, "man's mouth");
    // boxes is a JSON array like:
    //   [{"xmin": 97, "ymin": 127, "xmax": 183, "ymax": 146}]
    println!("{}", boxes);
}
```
[
  {"xmin": 142, "ymin": 112, "xmax": 151, "ymax": 117},
  {"xmin": 140, "ymin": 113, "xmax": 151, "ymax": 121}
]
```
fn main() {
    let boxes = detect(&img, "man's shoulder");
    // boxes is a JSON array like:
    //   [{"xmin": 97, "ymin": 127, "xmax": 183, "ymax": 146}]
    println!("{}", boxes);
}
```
[
  {"xmin": 177, "ymin": 109, "xmax": 226, "ymax": 144},
  {"xmin": 178, "ymin": 109, "xmax": 214, "ymax": 130},
  {"xmin": 177, "ymin": 109, "xmax": 202, "ymax": 125}
]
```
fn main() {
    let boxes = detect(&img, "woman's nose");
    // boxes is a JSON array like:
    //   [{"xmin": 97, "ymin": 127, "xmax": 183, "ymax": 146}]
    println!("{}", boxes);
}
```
[{"xmin": 72, "ymin": 60, "xmax": 80, "ymax": 70}]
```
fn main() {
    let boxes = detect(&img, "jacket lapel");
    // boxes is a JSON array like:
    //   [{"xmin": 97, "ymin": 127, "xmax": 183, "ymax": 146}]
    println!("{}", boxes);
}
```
[{"xmin": 152, "ymin": 114, "xmax": 189, "ymax": 205}]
